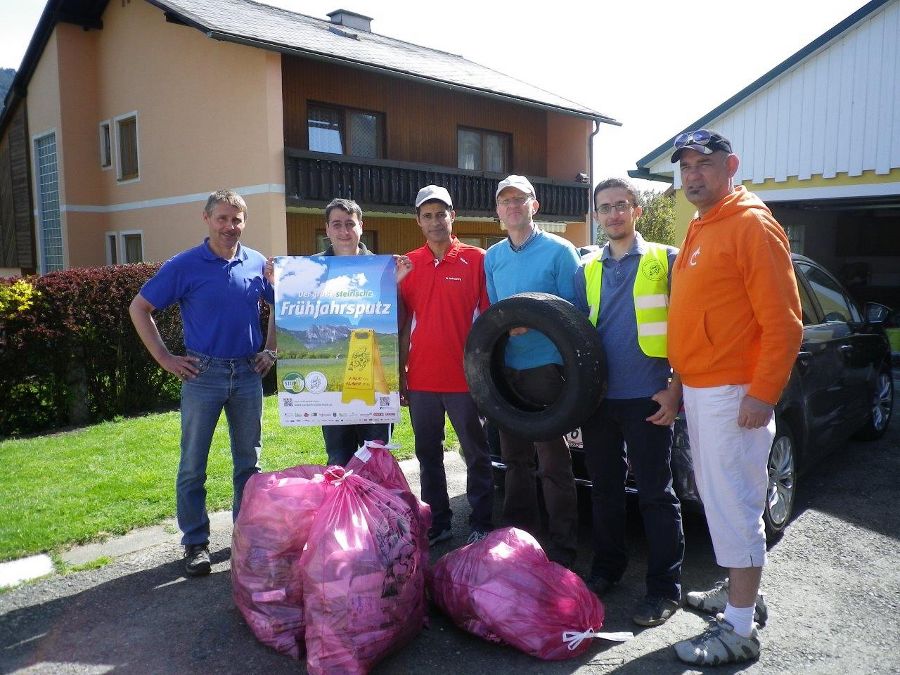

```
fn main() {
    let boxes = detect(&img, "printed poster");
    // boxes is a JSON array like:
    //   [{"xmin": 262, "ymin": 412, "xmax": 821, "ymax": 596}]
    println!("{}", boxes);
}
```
[{"xmin": 272, "ymin": 255, "xmax": 401, "ymax": 426}]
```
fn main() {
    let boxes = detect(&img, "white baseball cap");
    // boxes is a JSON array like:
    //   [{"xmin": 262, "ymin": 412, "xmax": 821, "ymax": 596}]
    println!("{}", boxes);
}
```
[
  {"xmin": 495, "ymin": 175, "xmax": 536, "ymax": 199},
  {"xmin": 415, "ymin": 184, "xmax": 453, "ymax": 209}
]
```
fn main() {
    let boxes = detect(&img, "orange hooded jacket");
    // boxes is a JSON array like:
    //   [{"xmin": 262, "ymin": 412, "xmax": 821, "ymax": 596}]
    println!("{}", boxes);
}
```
[{"xmin": 668, "ymin": 186, "xmax": 802, "ymax": 405}]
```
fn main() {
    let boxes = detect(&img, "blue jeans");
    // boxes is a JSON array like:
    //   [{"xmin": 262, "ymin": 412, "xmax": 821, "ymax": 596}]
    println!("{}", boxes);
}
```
[{"xmin": 177, "ymin": 351, "xmax": 262, "ymax": 545}]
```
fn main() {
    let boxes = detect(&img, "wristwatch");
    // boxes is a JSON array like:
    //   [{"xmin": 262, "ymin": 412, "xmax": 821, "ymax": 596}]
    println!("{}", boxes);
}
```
[{"xmin": 263, "ymin": 349, "xmax": 278, "ymax": 362}]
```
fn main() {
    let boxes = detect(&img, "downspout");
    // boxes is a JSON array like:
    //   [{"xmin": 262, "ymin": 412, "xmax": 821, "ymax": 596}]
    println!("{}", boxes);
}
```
[{"xmin": 588, "ymin": 118, "xmax": 601, "ymax": 245}]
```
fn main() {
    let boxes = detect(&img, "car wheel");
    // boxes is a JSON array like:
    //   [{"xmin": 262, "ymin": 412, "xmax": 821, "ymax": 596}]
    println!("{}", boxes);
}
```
[
  {"xmin": 764, "ymin": 428, "xmax": 796, "ymax": 542},
  {"xmin": 464, "ymin": 292, "xmax": 607, "ymax": 441},
  {"xmin": 853, "ymin": 368, "xmax": 894, "ymax": 441}
]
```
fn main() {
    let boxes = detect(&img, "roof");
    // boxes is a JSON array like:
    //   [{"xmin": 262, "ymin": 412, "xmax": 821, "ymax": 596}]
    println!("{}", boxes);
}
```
[
  {"xmin": 1, "ymin": 0, "xmax": 617, "ymax": 137},
  {"xmin": 631, "ymin": 0, "xmax": 893, "ymax": 180}
]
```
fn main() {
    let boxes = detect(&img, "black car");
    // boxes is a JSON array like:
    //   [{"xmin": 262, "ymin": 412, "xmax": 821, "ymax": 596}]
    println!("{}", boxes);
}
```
[{"xmin": 488, "ymin": 254, "xmax": 895, "ymax": 540}]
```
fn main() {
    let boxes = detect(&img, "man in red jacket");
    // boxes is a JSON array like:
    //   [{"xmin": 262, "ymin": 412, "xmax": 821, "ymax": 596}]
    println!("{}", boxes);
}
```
[
  {"xmin": 399, "ymin": 185, "xmax": 494, "ymax": 547},
  {"xmin": 667, "ymin": 130, "xmax": 802, "ymax": 666}
]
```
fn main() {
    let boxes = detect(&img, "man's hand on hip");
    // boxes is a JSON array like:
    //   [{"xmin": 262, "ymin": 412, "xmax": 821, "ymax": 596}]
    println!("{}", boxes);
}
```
[{"xmin": 738, "ymin": 394, "xmax": 774, "ymax": 429}]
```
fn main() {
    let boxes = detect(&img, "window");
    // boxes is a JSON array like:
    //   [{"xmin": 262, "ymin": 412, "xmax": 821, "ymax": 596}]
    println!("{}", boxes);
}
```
[
  {"xmin": 106, "ymin": 233, "xmax": 118, "ymax": 264},
  {"xmin": 34, "ymin": 131, "xmax": 63, "ymax": 272},
  {"xmin": 308, "ymin": 104, "xmax": 384, "ymax": 158},
  {"xmin": 457, "ymin": 127, "xmax": 510, "ymax": 173},
  {"xmin": 99, "ymin": 121, "xmax": 112, "ymax": 169},
  {"xmin": 115, "ymin": 113, "xmax": 139, "ymax": 181},
  {"xmin": 457, "ymin": 234, "xmax": 506, "ymax": 250},
  {"xmin": 797, "ymin": 262, "xmax": 861, "ymax": 323},
  {"xmin": 315, "ymin": 229, "xmax": 376, "ymax": 253},
  {"xmin": 105, "ymin": 231, "xmax": 144, "ymax": 264},
  {"xmin": 783, "ymin": 223, "xmax": 804, "ymax": 255}
]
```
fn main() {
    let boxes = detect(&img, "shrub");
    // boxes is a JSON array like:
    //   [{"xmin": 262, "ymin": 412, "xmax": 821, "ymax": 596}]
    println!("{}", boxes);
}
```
[{"xmin": 0, "ymin": 265, "xmax": 183, "ymax": 437}]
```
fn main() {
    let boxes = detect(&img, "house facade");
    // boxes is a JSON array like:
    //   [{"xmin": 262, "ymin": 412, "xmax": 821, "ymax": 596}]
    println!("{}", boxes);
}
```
[
  {"xmin": 632, "ymin": 0, "xmax": 900, "ymax": 308},
  {"xmin": 0, "ymin": 0, "xmax": 616, "ymax": 277}
]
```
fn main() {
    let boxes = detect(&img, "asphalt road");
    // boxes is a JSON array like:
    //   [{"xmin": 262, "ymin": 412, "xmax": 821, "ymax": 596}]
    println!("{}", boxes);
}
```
[{"xmin": 1, "ymin": 388, "xmax": 898, "ymax": 674}]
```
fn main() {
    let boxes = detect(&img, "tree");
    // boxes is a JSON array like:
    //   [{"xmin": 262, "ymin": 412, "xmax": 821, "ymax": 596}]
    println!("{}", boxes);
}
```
[{"xmin": 595, "ymin": 188, "xmax": 677, "ymax": 247}]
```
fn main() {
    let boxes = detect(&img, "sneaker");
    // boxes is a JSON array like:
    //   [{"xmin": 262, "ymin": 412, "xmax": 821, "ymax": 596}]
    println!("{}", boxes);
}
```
[
  {"xmin": 685, "ymin": 578, "xmax": 768, "ymax": 626},
  {"xmin": 466, "ymin": 530, "xmax": 489, "ymax": 545},
  {"xmin": 633, "ymin": 596, "xmax": 680, "ymax": 627},
  {"xmin": 428, "ymin": 526, "xmax": 453, "ymax": 546},
  {"xmin": 184, "ymin": 543, "xmax": 211, "ymax": 577},
  {"xmin": 585, "ymin": 574, "xmax": 614, "ymax": 597},
  {"xmin": 674, "ymin": 615, "xmax": 761, "ymax": 665}
]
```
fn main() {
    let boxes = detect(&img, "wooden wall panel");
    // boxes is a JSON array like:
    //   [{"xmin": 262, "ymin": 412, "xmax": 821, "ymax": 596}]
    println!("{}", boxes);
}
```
[
  {"xmin": 282, "ymin": 57, "xmax": 548, "ymax": 177},
  {"xmin": 0, "ymin": 101, "xmax": 35, "ymax": 271}
]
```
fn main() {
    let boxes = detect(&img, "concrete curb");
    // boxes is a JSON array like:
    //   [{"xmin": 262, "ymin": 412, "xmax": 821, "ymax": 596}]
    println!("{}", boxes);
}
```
[{"xmin": 1, "ymin": 454, "xmax": 439, "ymax": 588}]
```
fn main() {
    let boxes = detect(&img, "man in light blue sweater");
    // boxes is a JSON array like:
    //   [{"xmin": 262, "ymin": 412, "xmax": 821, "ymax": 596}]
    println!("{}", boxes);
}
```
[{"xmin": 483, "ymin": 175, "xmax": 582, "ymax": 567}]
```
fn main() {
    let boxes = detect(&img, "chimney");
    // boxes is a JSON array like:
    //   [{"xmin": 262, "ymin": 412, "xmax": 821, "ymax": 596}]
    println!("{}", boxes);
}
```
[{"xmin": 327, "ymin": 9, "xmax": 373, "ymax": 33}]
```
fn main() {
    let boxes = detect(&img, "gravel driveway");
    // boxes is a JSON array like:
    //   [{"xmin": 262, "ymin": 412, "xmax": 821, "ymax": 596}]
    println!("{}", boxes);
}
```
[{"xmin": 2, "ymin": 385, "xmax": 898, "ymax": 674}]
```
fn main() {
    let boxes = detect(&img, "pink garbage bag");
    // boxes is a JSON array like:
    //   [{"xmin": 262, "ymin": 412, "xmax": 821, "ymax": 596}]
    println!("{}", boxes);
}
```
[
  {"xmin": 347, "ymin": 441, "xmax": 432, "ymax": 566},
  {"xmin": 231, "ymin": 468, "xmax": 328, "ymax": 658},
  {"xmin": 428, "ymin": 527, "xmax": 607, "ymax": 660},
  {"xmin": 302, "ymin": 467, "xmax": 426, "ymax": 674}
]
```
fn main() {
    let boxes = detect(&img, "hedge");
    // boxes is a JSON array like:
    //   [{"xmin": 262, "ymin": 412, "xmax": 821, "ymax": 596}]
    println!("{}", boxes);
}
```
[{"xmin": 0, "ymin": 264, "xmax": 272, "ymax": 438}]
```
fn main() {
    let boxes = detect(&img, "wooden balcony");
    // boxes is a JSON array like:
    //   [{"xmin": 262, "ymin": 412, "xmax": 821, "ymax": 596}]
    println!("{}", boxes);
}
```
[{"xmin": 284, "ymin": 150, "xmax": 590, "ymax": 221}]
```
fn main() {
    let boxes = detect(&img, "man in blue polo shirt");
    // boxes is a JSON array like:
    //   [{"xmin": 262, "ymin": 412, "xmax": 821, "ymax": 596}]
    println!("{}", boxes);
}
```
[
  {"xmin": 484, "ymin": 175, "xmax": 582, "ymax": 568},
  {"xmin": 129, "ymin": 189, "xmax": 276, "ymax": 577},
  {"xmin": 573, "ymin": 177, "xmax": 684, "ymax": 627}
]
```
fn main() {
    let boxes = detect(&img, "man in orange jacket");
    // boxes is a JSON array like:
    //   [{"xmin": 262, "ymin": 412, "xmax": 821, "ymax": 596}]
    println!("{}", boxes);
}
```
[{"xmin": 667, "ymin": 130, "xmax": 802, "ymax": 666}]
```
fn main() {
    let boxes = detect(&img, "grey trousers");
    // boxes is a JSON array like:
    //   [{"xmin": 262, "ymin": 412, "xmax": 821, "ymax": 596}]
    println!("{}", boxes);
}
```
[{"xmin": 407, "ymin": 390, "xmax": 494, "ymax": 532}]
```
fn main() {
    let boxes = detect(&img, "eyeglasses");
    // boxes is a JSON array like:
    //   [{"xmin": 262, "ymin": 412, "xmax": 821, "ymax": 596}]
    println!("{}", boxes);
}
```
[
  {"xmin": 327, "ymin": 221, "xmax": 359, "ymax": 231},
  {"xmin": 673, "ymin": 129, "xmax": 712, "ymax": 149},
  {"xmin": 497, "ymin": 195, "xmax": 533, "ymax": 207},
  {"xmin": 595, "ymin": 201, "xmax": 633, "ymax": 215}
]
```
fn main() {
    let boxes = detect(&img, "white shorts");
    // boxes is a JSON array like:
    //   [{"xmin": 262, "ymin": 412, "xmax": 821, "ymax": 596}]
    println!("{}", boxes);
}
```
[{"xmin": 683, "ymin": 384, "xmax": 774, "ymax": 568}]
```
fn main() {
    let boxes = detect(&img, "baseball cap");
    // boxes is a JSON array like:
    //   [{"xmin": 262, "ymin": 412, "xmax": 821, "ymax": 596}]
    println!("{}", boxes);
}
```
[
  {"xmin": 495, "ymin": 175, "xmax": 536, "ymax": 199},
  {"xmin": 415, "ymin": 184, "xmax": 453, "ymax": 209},
  {"xmin": 670, "ymin": 129, "xmax": 733, "ymax": 162}
]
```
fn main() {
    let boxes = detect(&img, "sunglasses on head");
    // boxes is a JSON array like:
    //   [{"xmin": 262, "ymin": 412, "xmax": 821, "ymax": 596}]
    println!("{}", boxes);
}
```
[{"xmin": 673, "ymin": 129, "xmax": 712, "ymax": 149}]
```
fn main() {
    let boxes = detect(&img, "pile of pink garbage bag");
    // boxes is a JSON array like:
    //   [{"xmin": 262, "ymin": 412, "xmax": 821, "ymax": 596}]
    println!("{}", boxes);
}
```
[{"xmin": 232, "ymin": 443, "xmax": 627, "ymax": 673}]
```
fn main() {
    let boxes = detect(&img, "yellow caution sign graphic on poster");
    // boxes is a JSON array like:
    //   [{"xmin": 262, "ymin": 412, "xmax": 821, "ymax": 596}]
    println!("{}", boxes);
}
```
[{"xmin": 341, "ymin": 328, "xmax": 389, "ymax": 405}]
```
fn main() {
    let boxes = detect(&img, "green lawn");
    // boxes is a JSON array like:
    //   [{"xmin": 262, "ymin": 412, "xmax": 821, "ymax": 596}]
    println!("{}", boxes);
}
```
[{"xmin": 0, "ymin": 396, "xmax": 456, "ymax": 561}]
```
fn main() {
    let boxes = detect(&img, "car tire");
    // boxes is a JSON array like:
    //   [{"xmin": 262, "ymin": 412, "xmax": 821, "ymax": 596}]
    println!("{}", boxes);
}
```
[
  {"xmin": 464, "ymin": 292, "xmax": 607, "ymax": 441},
  {"xmin": 764, "ymin": 426, "xmax": 797, "ymax": 542},
  {"xmin": 853, "ymin": 367, "xmax": 894, "ymax": 441}
]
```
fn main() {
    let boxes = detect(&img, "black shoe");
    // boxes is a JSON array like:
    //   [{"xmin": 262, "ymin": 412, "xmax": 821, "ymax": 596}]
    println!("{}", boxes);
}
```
[
  {"xmin": 547, "ymin": 549, "xmax": 576, "ymax": 570},
  {"xmin": 586, "ymin": 574, "xmax": 614, "ymax": 597},
  {"xmin": 633, "ymin": 596, "xmax": 680, "ymax": 627},
  {"xmin": 428, "ymin": 526, "xmax": 452, "ymax": 546},
  {"xmin": 184, "ymin": 543, "xmax": 211, "ymax": 577}
]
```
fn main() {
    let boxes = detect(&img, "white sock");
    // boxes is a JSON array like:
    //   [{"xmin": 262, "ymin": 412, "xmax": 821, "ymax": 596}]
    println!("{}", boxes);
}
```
[{"xmin": 724, "ymin": 603, "xmax": 755, "ymax": 638}]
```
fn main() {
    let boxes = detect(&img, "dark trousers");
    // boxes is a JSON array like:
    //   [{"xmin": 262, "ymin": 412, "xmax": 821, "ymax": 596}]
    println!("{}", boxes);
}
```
[
  {"xmin": 581, "ymin": 397, "xmax": 684, "ymax": 601},
  {"xmin": 499, "ymin": 364, "xmax": 578, "ymax": 561},
  {"xmin": 408, "ymin": 390, "xmax": 494, "ymax": 532},
  {"xmin": 321, "ymin": 423, "xmax": 392, "ymax": 466}
]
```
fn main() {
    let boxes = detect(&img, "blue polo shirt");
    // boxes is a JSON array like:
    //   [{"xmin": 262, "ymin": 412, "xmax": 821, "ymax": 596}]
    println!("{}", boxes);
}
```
[
  {"xmin": 572, "ymin": 233, "xmax": 677, "ymax": 399},
  {"xmin": 484, "ymin": 229, "xmax": 580, "ymax": 369},
  {"xmin": 140, "ymin": 239, "xmax": 274, "ymax": 358}
]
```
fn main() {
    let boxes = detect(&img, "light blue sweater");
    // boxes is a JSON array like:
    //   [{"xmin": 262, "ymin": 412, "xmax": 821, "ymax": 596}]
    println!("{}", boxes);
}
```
[{"xmin": 484, "ymin": 229, "xmax": 581, "ymax": 369}]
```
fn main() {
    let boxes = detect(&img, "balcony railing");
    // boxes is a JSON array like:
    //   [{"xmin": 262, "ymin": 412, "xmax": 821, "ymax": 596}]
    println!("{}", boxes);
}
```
[{"xmin": 285, "ymin": 150, "xmax": 589, "ymax": 221}]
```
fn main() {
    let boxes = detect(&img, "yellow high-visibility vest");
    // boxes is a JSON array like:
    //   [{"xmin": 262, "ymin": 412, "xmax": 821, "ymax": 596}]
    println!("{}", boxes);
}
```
[{"xmin": 584, "ymin": 243, "xmax": 670, "ymax": 358}]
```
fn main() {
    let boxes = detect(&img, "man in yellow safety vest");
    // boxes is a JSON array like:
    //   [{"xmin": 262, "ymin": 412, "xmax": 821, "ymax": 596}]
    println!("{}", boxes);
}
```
[{"xmin": 573, "ymin": 177, "xmax": 684, "ymax": 628}]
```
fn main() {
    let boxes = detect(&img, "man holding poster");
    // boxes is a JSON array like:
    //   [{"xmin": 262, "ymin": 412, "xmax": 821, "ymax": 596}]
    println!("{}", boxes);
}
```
[{"xmin": 269, "ymin": 199, "xmax": 406, "ymax": 465}]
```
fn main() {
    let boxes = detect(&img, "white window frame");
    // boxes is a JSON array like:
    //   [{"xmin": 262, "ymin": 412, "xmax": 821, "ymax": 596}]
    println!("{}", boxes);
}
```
[
  {"xmin": 105, "ymin": 231, "xmax": 118, "ymax": 265},
  {"xmin": 119, "ymin": 229, "xmax": 144, "ymax": 263},
  {"xmin": 113, "ymin": 110, "xmax": 140, "ymax": 185},
  {"xmin": 99, "ymin": 120, "xmax": 112, "ymax": 170}
]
